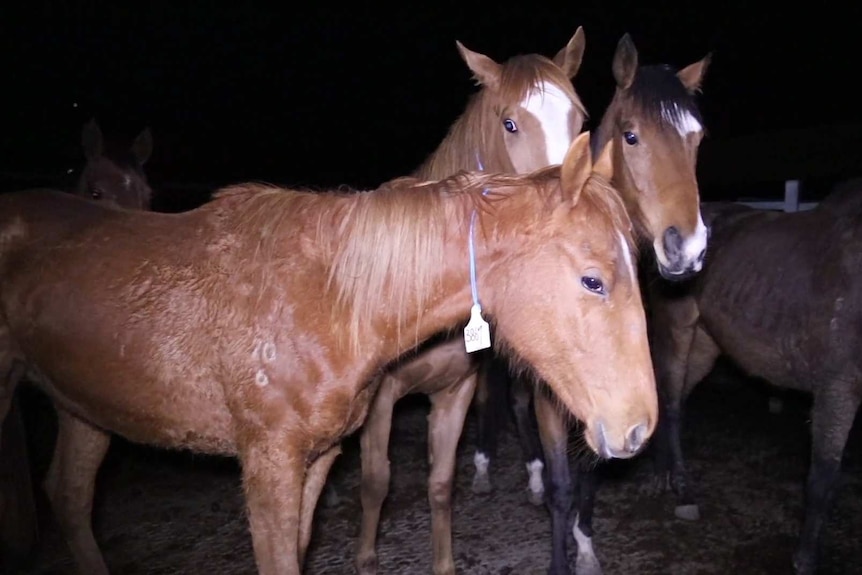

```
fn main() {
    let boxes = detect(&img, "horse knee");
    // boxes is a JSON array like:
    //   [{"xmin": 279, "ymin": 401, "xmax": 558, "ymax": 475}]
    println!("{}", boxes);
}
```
[
  {"xmin": 360, "ymin": 460, "xmax": 391, "ymax": 505},
  {"xmin": 428, "ymin": 478, "xmax": 453, "ymax": 510}
]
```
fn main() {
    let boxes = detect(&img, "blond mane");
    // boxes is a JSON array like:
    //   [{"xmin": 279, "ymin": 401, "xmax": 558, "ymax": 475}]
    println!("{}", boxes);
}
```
[{"xmin": 212, "ymin": 165, "xmax": 633, "ymax": 355}]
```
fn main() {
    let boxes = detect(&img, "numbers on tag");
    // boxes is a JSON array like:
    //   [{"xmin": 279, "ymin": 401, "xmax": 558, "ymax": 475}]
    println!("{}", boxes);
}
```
[{"xmin": 464, "ymin": 304, "xmax": 491, "ymax": 353}]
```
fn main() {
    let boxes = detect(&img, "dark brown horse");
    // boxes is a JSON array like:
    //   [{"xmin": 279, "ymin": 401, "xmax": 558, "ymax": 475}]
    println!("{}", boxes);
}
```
[
  {"xmin": 472, "ymin": 34, "xmax": 710, "ymax": 575},
  {"xmin": 0, "ymin": 131, "xmax": 657, "ymax": 575},
  {"xmin": 0, "ymin": 118, "xmax": 154, "ymax": 573},
  {"xmin": 649, "ymin": 188, "xmax": 862, "ymax": 575},
  {"xmin": 74, "ymin": 118, "xmax": 153, "ymax": 209},
  {"xmin": 355, "ymin": 29, "xmax": 587, "ymax": 575}
]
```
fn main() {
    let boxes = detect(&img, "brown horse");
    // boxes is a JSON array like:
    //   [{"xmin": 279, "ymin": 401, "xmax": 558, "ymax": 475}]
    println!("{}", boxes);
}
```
[
  {"xmin": 74, "ymin": 118, "xmax": 154, "ymax": 209},
  {"xmin": 0, "ymin": 131, "xmax": 657, "ymax": 575},
  {"xmin": 472, "ymin": 34, "xmax": 710, "ymax": 575},
  {"xmin": 0, "ymin": 118, "xmax": 154, "ymax": 573},
  {"xmin": 649, "ymin": 188, "xmax": 862, "ymax": 575},
  {"xmin": 355, "ymin": 29, "xmax": 587, "ymax": 575}
]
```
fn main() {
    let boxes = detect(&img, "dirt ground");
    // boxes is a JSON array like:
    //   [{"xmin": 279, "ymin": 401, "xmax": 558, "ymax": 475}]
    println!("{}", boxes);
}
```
[{"xmin": 9, "ymin": 361, "xmax": 862, "ymax": 575}]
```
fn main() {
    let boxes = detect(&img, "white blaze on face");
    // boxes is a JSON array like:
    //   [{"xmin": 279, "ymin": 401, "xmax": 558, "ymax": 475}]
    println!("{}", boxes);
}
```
[
  {"xmin": 661, "ymin": 102, "xmax": 702, "ymax": 137},
  {"xmin": 617, "ymin": 231, "xmax": 636, "ymax": 280},
  {"xmin": 523, "ymin": 82, "xmax": 574, "ymax": 165}
]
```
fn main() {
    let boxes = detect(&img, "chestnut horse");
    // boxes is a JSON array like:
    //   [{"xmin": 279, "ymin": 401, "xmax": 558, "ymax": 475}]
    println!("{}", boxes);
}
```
[
  {"xmin": 0, "ymin": 118, "xmax": 153, "ymax": 572},
  {"xmin": 472, "ymin": 34, "xmax": 710, "ymax": 575},
  {"xmin": 355, "ymin": 29, "xmax": 587, "ymax": 575},
  {"xmin": 0, "ymin": 131, "xmax": 657, "ymax": 575},
  {"xmin": 649, "ymin": 189, "xmax": 862, "ymax": 575}
]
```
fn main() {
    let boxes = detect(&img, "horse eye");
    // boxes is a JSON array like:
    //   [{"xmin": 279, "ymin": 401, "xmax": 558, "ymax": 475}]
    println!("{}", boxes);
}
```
[
  {"xmin": 581, "ymin": 276, "xmax": 605, "ymax": 294},
  {"xmin": 623, "ymin": 131, "xmax": 638, "ymax": 146},
  {"xmin": 91, "ymin": 189, "xmax": 103, "ymax": 200},
  {"xmin": 503, "ymin": 119, "xmax": 518, "ymax": 133}
]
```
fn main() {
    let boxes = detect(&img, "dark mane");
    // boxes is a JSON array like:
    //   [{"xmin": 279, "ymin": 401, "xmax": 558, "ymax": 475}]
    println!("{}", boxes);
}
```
[{"xmin": 629, "ymin": 64, "xmax": 703, "ymax": 129}]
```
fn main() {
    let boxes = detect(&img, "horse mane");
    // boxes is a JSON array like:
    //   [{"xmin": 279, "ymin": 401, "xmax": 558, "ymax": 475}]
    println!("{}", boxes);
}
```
[
  {"xmin": 415, "ymin": 54, "xmax": 587, "ymax": 180},
  {"xmin": 212, "ymin": 165, "xmax": 632, "ymax": 355},
  {"xmin": 628, "ymin": 64, "xmax": 703, "ymax": 132}
]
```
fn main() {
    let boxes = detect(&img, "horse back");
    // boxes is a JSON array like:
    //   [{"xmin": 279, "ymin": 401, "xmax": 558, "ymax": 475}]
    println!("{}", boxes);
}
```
[{"xmin": 694, "ymin": 204, "xmax": 862, "ymax": 388}]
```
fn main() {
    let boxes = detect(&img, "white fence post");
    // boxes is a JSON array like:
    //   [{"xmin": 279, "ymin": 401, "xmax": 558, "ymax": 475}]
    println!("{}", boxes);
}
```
[{"xmin": 784, "ymin": 179, "xmax": 800, "ymax": 212}]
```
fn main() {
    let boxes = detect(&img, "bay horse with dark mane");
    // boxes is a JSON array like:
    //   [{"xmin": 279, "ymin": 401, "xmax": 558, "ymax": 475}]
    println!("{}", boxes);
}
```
[
  {"xmin": 649, "ymin": 187, "xmax": 862, "ymax": 575},
  {"xmin": 0, "ymin": 130, "xmax": 657, "ymax": 575},
  {"xmin": 355, "ymin": 28, "xmax": 587, "ymax": 575},
  {"xmin": 0, "ymin": 117, "xmax": 153, "ymax": 573},
  {"xmin": 472, "ymin": 34, "xmax": 710, "ymax": 575}
]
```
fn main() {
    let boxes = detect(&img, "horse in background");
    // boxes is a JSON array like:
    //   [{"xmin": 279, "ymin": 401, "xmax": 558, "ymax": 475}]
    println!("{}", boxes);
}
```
[
  {"xmin": 355, "ymin": 28, "xmax": 587, "ymax": 575},
  {"xmin": 0, "ymin": 118, "xmax": 154, "ymax": 573},
  {"xmin": 0, "ymin": 130, "xmax": 657, "ymax": 575},
  {"xmin": 472, "ymin": 34, "xmax": 710, "ymax": 575},
  {"xmin": 73, "ymin": 118, "xmax": 153, "ymax": 209},
  {"xmin": 649, "ymin": 188, "xmax": 862, "ymax": 575}
]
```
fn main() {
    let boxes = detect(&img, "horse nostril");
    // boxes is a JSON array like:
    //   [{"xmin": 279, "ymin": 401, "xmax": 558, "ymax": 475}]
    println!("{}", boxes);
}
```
[
  {"xmin": 625, "ymin": 422, "xmax": 649, "ymax": 454},
  {"xmin": 663, "ymin": 226, "xmax": 683, "ymax": 255},
  {"xmin": 697, "ymin": 247, "xmax": 706, "ymax": 263}
]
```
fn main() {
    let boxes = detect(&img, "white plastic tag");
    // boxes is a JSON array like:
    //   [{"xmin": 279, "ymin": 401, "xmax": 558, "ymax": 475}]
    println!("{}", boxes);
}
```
[{"xmin": 463, "ymin": 303, "xmax": 491, "ymax": 353}]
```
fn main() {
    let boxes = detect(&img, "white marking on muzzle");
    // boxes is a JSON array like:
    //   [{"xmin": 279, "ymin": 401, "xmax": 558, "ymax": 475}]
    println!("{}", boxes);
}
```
[{"xmin": 523, "ymin": 82, "xmax": 574, "ymax": 165}]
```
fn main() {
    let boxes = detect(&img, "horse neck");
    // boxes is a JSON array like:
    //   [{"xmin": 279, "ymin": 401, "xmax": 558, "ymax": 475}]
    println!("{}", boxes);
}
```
[
  {"xmin": 326, "ymin": 185, "xmax": 520, "ymax": 361},
  {"xmin": 413, "ymin": 92, "xmax": 512, "ymax": 180}
]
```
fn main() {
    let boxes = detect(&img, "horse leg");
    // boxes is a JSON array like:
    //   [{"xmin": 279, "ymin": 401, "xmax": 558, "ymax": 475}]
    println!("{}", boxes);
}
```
[
  {"xmin": 0, "ymin": 356, "xmax": 38, "ymax": 572},
  {"xmin": 534, "ymin": 391, "xmax": 575, "ymax": 575},
  {"xmin": 298, "ymin": 444, "xmax": 341, "ymax": 568},
  {"xmin": 239, "ymin": 435, "xmax": 306, "ymax": 575},
  {"xmin": 427, "ymin": 371, "xmax": 477, "ymax": 575},
  {"xmin": 510, "ymin": 376, "xmax": 545, "ymax": 506},
  {"xmin": 43, "ymin": 409, "xmax": 111, "ymax": 575},
  {"xmin": 792, "ymin": 385, "xmax": 861, "ymax": 575},
  {"xmin": 663, "ymin": 324, "xmax": 719, "ymax": 521},
  {"xmin": 471, "ymin": 353, "xmax": 507, "ymax": 496},
  {"xmin": 356, "ymin": 377, "xmax": 398, "ymax": 575},
  {"xmin": 572, "ymin": 457, "xmax": 602, "ymax": 575}
]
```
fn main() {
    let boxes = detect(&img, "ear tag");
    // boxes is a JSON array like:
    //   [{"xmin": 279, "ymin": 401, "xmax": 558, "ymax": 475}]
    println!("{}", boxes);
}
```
[{"xmin": 463, "ymin": 303, "xmax": 491, "ymax": 353}]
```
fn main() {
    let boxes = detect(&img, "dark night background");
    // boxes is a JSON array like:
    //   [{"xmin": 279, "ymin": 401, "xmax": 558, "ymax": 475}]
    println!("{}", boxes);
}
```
[{"xmin": 2, "ymin": 2, "xmax": 861, "ymax": 210}]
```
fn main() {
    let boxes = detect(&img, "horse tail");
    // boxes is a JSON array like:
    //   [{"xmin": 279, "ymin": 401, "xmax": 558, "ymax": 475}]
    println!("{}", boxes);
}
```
[{"xmin": 0, "ymin": 393, "xmax": 39, "ymax": 572}]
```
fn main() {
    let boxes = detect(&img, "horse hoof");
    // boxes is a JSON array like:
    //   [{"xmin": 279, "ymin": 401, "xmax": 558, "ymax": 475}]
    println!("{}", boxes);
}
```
[
  {"xmin": 471, "ymin": 474, "xmax": 492, "ymax": 495},
  {"xmin": 576, "ymin": 553, "xmax": 603, "ymax": 575},
  {"xmin": 674, "ymin": 503, "xmax": 700, "ymax": 521},
  {"xmin": 527, "ymin": 488, "xmax": 544, "ymax": 506},
  {"xmin": 355, "ymin": 553, "xmax": 378, "ymax": 575}
]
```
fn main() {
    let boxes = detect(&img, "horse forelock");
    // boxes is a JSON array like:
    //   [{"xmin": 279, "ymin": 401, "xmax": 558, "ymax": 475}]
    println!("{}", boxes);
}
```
[
  {"xmin": 582, "ymin": 173, "xmax": 639, "ymax": 261},
  {"xmin": 497, "ymin": 55, "xmax": 586, "ymax": 119},
  {"xmin": 627, "ymin": 65, "xmax": 703, "ymax": 135},
  {"xmin": 415, "ymin": 55, "xmax": 585, "ymax": 180}
]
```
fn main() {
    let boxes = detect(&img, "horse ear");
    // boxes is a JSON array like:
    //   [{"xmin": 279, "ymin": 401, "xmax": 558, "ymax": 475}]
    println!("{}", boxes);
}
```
[
  {"xmin": 612, "ymin": 33, "xmax": 638, "ymax": 90},
  {"xmin": 560, "ymin": 131, "xmax": 592, "ymax": 204},
  {"xmin": 552, "ymin": 26, "xmax": 585, "ymax": 79},
  {"xmin": 456, "ymin": 40, "xmax": 502, "ymax": 91},
  {"xmin": 677, "ymin": 53, "xmax": 711, "ymax": 94},
  {"xmin": 593, "ymin": 139, "xmax": 614, "ymax": 182},
  {"xmin": 132, "ymin": 127, "xmax": 153, "ymax": 165},
  {"xmin": 81, "ymin": 118, "xmax": 103, "ymax": 161}
]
